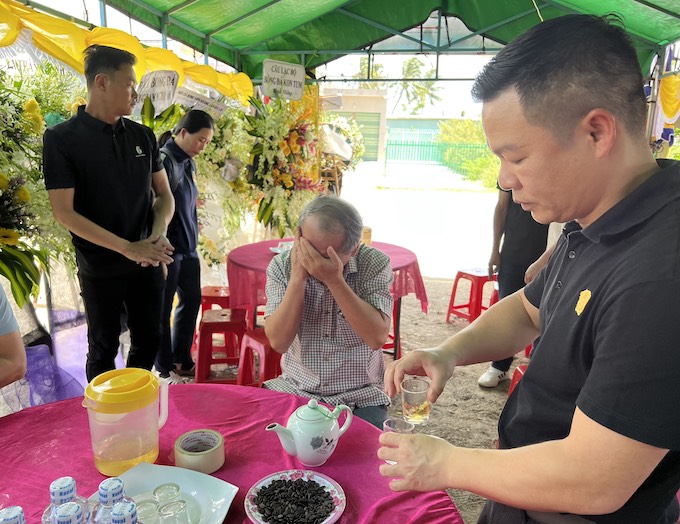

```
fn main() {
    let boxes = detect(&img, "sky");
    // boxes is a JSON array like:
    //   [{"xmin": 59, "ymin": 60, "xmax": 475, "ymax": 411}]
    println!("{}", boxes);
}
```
[{"xmin": 31, "ymin": 0, "xmax": 492, "ymax": 118}]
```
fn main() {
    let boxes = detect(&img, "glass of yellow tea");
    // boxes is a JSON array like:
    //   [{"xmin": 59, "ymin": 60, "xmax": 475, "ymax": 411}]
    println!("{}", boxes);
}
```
[{"xmin": 401, "ymin": 377, "xmax": 431, "ymax": 424}]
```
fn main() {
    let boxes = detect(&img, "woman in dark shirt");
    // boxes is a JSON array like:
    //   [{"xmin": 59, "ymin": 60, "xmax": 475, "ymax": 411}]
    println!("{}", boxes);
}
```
[{"xmin": 155, "ymin": 110, "xmax": 214, "ymax": 383}]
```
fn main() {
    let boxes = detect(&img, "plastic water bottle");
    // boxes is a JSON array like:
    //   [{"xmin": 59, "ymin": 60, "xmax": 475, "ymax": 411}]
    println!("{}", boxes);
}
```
[
  {"xmin": 110, "ymin": 501, "xmax": 137, "ymax": 524},
  {"xmin": 54, "ymin": 502, "xmax": 82, "ymax": 524},
  {"xmin": 92, "ymin": 478, "xmax": 134, "ymax": 524},
  {"xmin": 0, "ymin": 506, "xmax": 26, "ymax": 524},
  {"xmin": 42, "ymin": 477, "xmax": 90, "ymax": 524}
]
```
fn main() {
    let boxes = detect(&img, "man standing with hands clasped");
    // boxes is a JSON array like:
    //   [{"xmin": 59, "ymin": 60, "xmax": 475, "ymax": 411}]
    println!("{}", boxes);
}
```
[
  {"xmin": 43, "ymin": 45, "xmax": 175, "ymax": 382},
  {"xmin": 379, "ymin": 15, "xmax": 680, "ymax": 524}
]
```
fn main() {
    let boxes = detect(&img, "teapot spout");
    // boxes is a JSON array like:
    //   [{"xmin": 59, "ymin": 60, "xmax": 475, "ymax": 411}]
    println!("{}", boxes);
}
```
[{"xmin": 266, "ymin": 423, "xmax": 297, "ymax": 457}]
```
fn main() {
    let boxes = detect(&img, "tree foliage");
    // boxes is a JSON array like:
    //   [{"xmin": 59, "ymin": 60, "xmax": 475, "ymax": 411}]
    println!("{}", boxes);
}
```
[
  {"xmin": 352, "ymin": 57, "xmax": 387, "ymax": 89},
  {"xmin": 391, "ymin": 57, "xmax": 441, "ymax": 115}
]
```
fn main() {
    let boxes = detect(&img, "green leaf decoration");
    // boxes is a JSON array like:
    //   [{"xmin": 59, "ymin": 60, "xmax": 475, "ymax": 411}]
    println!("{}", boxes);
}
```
[{"xmin": 141, "ymin": 96, "xmax": 155, "ymax": 129}]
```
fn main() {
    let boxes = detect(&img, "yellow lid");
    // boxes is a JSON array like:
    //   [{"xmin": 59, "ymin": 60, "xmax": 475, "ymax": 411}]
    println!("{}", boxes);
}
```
[{"xmin": 84, "ymin": 368, "xmax": 160, "ymax": 414}]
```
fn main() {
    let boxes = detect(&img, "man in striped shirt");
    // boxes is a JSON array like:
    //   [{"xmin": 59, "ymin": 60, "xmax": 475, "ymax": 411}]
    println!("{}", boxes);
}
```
[{"xmin": 264, "ymin": 195, "xmax": 393, "ymax": 428}]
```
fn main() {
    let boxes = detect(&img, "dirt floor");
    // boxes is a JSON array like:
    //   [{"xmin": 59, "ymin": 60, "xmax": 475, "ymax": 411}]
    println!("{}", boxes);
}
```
[{"xmin": 388, "ymin": 277, "xmax": 530, "ymax": 524}]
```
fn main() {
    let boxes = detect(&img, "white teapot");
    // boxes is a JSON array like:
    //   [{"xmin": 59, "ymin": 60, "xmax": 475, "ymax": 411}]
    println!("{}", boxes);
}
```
[{"xmin": 266, "ymin": 399, "xmax": 353, "ymax": 466}]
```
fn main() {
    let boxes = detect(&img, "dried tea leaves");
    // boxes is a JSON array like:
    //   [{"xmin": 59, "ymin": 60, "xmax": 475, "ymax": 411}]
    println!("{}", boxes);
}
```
[{"xmin": 254, "ymin": 478, "xmax": 335, "ymax": 524}]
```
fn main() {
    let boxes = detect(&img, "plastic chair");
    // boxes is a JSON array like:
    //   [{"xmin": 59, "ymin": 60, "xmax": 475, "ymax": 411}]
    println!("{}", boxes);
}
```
[
  {"xmin": 200, "ymin": 286, "xmax": 230, "ymax": 314},
  {"xmin": 446, "ymin": 269, "xmax": 496, "ymax": 323},
  {"xmin": 382, "ymin": 301, "xmax": 402, "ymax": 360},
  {"xmin": 195, "ymin": 309, "xmax": 247, "ymax": 383},
  {"xmin": 507, "ymin": 364, "xmax": 528, "ymax": 396},
  {"xmin": 237, "ymin": 328, "xmax": 282, "ymax": 387}
]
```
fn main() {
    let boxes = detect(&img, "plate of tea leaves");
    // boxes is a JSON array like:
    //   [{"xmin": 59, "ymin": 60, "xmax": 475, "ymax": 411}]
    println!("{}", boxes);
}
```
[{"xmin": 244, "ymin": 469, "xmax": 345, "ymax": 524}]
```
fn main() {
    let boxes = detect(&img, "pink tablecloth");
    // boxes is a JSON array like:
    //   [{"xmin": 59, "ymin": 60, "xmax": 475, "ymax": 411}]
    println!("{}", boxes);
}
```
[
  {"xmin": 227, "ymin": 239, "xmax": 428, "ymax": 313},
  {"xmin": 0, "ymin": 385, "xmax": 461, "ymax": 523}
]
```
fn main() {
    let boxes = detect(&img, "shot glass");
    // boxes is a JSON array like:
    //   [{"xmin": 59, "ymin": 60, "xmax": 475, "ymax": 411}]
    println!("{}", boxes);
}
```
[
  {"xmin": 158, "ymin": 500, "xmax": 189, "ymax": 524},
  {"xmin": 382, "ymin": 417, "xmax": 415, "ymax": 465},
  {"xmin": 401, "ymin": 377, "xmax": 431, "ymax": 424},
  {"xmin": 136, "ymin": 500, "xmax": 160, "ymax": 524},
  {"xmin": 153, "ymin": 483, "xmax": 181, "ymax": 505}
]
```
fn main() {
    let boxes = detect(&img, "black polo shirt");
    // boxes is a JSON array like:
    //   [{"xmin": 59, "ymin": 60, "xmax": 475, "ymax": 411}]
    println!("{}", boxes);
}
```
[
  {"xmin": 43, "ymin": 106, "xmax": 163, "ymax": 277},
  {"xmin": 501, "ymin": 160, "xmax": 680, "ymax": 523}
]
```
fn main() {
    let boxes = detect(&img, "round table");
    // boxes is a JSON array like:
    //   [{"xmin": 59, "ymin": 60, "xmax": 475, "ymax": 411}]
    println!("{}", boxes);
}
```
[
  {"xmin": 226, "ymin": 239, "xmax": 428, "ymax": 358},
  {"xmin": 0, "ymin": 385, "xmax": 462, "ymax": 524}
]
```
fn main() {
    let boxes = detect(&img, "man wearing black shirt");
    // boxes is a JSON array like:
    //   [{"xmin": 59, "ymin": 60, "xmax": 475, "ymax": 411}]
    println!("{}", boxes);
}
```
[
  {"xmin": 380, "ymin": 15, "xmax": 680, "ymax": 524},
  {"xmin": 43, "ymin": 45, "xmax": 175, "ymax": 381}
]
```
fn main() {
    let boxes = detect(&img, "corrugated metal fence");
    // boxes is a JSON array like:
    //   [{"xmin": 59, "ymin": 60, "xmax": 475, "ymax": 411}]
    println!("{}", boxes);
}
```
[{"xmin": 386, "ymin": 128, "xmax": 488, "ymax": 173}]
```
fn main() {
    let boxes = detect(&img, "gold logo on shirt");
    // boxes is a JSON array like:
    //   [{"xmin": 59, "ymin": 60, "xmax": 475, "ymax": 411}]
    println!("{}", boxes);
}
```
[{"xmin": 575, "ymin": 289, "xmax": 591, "ymax": 316}]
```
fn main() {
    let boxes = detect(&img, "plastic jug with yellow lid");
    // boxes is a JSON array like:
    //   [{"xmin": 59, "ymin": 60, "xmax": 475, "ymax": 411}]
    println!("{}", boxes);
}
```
[{"xmin": 83, "ymin": 368, "xmax": 168, "ymax": 476}]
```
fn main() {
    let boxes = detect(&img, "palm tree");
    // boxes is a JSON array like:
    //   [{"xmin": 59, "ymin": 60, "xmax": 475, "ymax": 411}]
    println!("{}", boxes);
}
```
[
  {"xmin": 352, "ymin": 57, "xmax": 387, "ymax": 89},
  {"xmin": 391, "ymin": 57, "xmax": 442, "ymax": 114}
]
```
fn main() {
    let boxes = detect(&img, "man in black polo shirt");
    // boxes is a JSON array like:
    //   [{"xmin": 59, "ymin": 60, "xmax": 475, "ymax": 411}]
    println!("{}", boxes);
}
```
[
  {"xmin": 379, "ymin": 15, "xmax": 680, "ymax": 524},
  {"xmin": 43, "ymin": 45, "xmax": 175, "ymax": 381}
]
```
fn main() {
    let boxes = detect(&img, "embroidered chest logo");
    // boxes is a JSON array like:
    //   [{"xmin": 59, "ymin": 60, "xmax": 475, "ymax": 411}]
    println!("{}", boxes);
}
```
[
  {"xmin": 135, "ymin": 145, "xmax": 145, "ymax": 158},
  {"xmin": 575, "ymin": 289, "xmax": 591, "ymax": 316}
]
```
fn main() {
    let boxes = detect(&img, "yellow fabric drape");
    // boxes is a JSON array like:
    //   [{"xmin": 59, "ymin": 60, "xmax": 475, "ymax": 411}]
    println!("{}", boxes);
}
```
[
  {"xmin": 86, "ymin": 27, "xmax": 146, "ymax": 81},
  {"xmin": 145, "ymin": 47, "xmax": 185, "ymax": 87},
  {"xmin": 0, "ymin": 0, "xmax": 253, "ymax": 105}
]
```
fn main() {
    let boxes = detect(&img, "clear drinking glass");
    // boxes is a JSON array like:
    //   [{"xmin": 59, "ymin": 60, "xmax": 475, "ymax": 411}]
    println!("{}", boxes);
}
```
[
  {"xmin": 401, "ymin": 377, "xmax": 431, "ymax": 424},
  {"xmin": 152, "ymin": 484, "xmax": 180, "ymax": 506},
  {"xmin": 158, "ymin": 500, "xmax": 189, "ymax": 524},
  {"xmin": 382, "ymin": 417, "xmax": 415, "ymax": 465},
  {"xmin": 136, "ymin": 500, "xmax": 160, "ymax": 524}
]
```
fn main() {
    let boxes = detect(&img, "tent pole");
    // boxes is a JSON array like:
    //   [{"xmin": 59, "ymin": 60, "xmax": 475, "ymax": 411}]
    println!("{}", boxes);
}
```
[
  {"xmin": 99, "ymin": 0, "xmax": 107, "ymax": 27},
  {"xmin": 646, "ymin": 46, "xmax": 666, "ymax": 146}
]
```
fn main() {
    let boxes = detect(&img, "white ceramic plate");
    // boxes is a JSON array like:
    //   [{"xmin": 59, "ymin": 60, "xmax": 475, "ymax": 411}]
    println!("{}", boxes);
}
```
[
  {"xmin": 244, "ymin": 469, "xmax": 346, "ymax": 524},
  {"xmin": 88, "ymin": 463, "xmax": 238, "ymax": 524}
]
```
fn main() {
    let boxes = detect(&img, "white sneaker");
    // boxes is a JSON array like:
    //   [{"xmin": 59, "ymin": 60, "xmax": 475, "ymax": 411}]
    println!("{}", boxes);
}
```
[
  {"xmin": 161, "ymin": 371, "xmax": 187, "ymax": 385},
  {"xmin": 478, "ymin": 366, "xmax": 509, "ymax": 388}
]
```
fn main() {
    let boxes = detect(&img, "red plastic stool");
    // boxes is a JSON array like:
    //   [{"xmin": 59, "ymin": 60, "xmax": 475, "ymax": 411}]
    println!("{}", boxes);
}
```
[
  {"xmin": 508, "ymin": 364, "xmax": 528, "ymax": 396},
  {"xmin": 382, "ymin": 301, "xmax": 402, "ymax": 360},
  {"xmin": 201, "ymin": 286, "xmax": 230, "ymax": 314},
  {"xmin": 480, "ymin": 285, "xmax": 499, "ymax": 315},
  {"xmin": 195, "ymin": 308, "xmax": 247, "ymax": 383},
  {"xmin": 237, "ymin": 328, "xmax": 282, "ymax": 387},
  {"xmin": 446, "ymin": 269, "xmax": 496, "ymax": 323}
]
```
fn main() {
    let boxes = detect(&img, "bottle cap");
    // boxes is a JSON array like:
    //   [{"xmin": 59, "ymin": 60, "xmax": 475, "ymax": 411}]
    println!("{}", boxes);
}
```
[
  {"xmin": 0, "ymin": 506, "xmax": 26, "ymax": 524},
  {"xmin": 49, "ymin": 477, "xmax": 76, "ymax": 505},
  {"xmin": 98, "ymin": 477, "xmax": 125, "ymax": 505},
  {"xmin": 111, "ymin": 501, "xmax": 137, "ymax": 524},
  {"xmin": 54, "ymin": 502, "xmax": 82, "ymax": 524}
]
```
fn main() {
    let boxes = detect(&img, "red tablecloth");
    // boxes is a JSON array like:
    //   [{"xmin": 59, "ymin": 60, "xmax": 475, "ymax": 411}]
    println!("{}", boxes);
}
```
[
  {"xmin": 227, "ymin": 239, "xmax": 428, "ymax": 314},
  {"xmin": 0, "ymin": 385, "xmax": 461, "ymax": 523}
]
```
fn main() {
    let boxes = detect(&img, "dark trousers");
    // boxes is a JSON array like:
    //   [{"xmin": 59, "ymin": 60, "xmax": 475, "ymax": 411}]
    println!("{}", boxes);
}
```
[
  {"xmin": 493, "ymin": 262, "xmax": 531, "ymax": 372},
  {"xmin": 79, "ymin": 266, "xmax": 165, "ymax": 382},
  {"xmin": 477, "ymin": 501, "xmax": 596, "ymax": 524},
  {"xmin": 155, "ymin": 252, "xmax": 201, "ymax": 376}
]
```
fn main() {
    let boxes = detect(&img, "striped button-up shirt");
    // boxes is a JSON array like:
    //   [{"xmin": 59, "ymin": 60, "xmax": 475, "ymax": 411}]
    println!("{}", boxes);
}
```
[{"xmin": 264, "ymin": 244, "xmax": 394, "ymax": 409}]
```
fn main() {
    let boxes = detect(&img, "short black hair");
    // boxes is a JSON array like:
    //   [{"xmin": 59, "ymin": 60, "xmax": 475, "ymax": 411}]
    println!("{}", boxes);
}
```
[
  {"xmin": 83, "ymin": 45, "xmax": 137, "ymax": 87},
  {"xmin": 472, "ymin": 14, "xmax": 647, "ymax": 139}
]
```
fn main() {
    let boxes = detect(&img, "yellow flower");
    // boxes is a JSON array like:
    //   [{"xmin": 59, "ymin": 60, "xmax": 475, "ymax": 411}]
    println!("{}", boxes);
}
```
[
  {"xmin": 290, "ymin": 141, "xmax": 301, "ymax": 155},
  {"xmin": 280, "ymin": 141, "xmax": 291, "ymax": 157},
  {"xmin": 0, "ymin": 174, "xmax": 9, "ymax": 190},
  {"xmin": 288, "ymin": 131, "xmax": 299, "ymax": 147},
  {"xmin": 70, "ymin": 97, "xmax": 86, "ymax": 115},
  {"xmin": 0, "ymin": 228, "xmax": 20, "ymax": 246},
  {"xmin": 14, "ymin": 186, "xmax": 30, "ymax": 204},
  {"xmin": 22, "ymin": 98, "xmax": 40, "ymax": 114},
  {"xmin": 24, "ymin": 112, "xmax": 44, "ymax": 134}
]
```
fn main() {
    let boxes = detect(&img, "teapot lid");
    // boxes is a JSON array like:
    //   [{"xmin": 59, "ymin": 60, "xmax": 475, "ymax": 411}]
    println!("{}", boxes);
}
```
[
  {"xmin": 84, "ymin": 368, "xmax": 159, "ymax": 414},
  {"xmin": 296, "ymin": 399, "xmax": 337, "ymax": 422}
]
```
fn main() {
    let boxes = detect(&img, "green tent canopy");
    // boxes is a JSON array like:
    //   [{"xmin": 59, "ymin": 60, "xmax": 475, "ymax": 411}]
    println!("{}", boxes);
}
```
[{"xmin": 92, "ymin": 1, "xmax": 680, "ymax": 79}]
